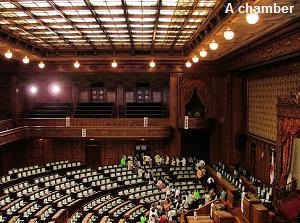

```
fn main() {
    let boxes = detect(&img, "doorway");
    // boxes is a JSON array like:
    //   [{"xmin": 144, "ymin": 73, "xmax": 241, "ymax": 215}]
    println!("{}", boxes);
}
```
[
  {"xmin": 181, "ymin": 130, "xmax": 210, "ymax": 161},
  {"xmin": 85, "ymin": 140, "xmax": 101, "ymax": 169}
]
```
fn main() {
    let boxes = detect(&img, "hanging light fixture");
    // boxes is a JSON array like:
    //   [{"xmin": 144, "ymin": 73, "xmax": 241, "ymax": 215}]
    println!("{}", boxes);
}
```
[
  {"xmin": 4, "ymin": 50, "xmax": 12, "ymax": 59},
  {"xmin": 74, "ymin": 60, "xmax": 80, "ymax": 68},
  {"xmin": 246, "ymin": 13, "xmax": 259, "ymax": 24},
  {"xmin": 209, "ymin": 40, "xmax": 218, "ymax": 50},
  {"xmin": 192, "ymin": 55, "xmax": 199, "ymax": 63},
  {"xmin": 185, "ymin": 60, "xmax": 192, "ymax": 68},
  {"xmin": 199, "ymin": 49, "xmax": 207, "ymax": 58},
  {"xmin": 38, "ymin": 61, "xmax": 45, "ymax": 69},
  {"xmin": 22, "ymin": 56, "xmax": 30, "ymax": 64},
  {"xmin": 224, "ymin": 27, "xmax": 235, "ymax": 40},
  {"xmin": 111, "ymin": 60, "xmax": 117, "ymax": 68},
  {"xmin": 149, "ymin": 60, "xmax": 155, "ymax": 68}
]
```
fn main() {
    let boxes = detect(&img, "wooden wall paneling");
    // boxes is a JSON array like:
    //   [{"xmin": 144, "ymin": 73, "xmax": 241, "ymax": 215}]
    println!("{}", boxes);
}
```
[
  {"xmin": 209, "ymin": 76, "xmax": 226, "ymax": 165},
  {"xmin": 245, "ymin": 134, "xmax": 276, "ymax": 184},
  {"xmin": 229, "ymin": 75, "xmax": 246, "ymax": 165},
  {"xmin": 169, "ymin": 73, "xmax": 180, "ymax": 156},
  {"xmin": 0, "ymin": 140, "xmax": 30, "ymax": 175}
]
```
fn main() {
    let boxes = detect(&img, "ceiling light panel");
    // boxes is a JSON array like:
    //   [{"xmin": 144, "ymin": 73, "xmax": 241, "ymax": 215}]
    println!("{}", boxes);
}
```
[
  {"xmin": 53, "ymin": 0, "xmax": 86, "ymax": 7},
  {"xmin": 19, "ymin": 1, "xmax": 51, "ymax": 8},
  {"xmin": 95, "ymin": 10, "xmax": 124, "ymax": 15},
  {"xmin": 126, "ymin": 0, "xmax": 158, "ymax": 7},
  {"xmin": 0, "ymin": 2, "xmax": 17, "ymax": 8},
  {"xmin": 32, "ymin": 11, "xmax": 60, "ymax": 16},
  {"xmin": 90, "ymin": 0, "xmax": 122, "ymax": 6}
]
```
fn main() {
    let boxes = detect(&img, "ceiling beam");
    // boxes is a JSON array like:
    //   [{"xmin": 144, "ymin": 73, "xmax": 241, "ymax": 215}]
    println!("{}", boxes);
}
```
[
  {"xmin": 83, "ymin": 0, "xmax": 115, "ymax": 51},
  {"xmin": 151, "ymin": 0, "xmax": 162, "ymax": 51},
  {"xmin": 0, "ymin": 14, "xmax": 57, "ymax": 50},
  {"xmin": 0, "ymin": 5, "xmax": 214, "ymax": 12},
  {"xmin": 10, "ymin": 1, "xmax": 76, "ymax": 49},
  {"xmin": 183, "ymin": 0, "xmax": 240, "ymax": 56},
  {"xmin": 48, "ymin": 1, "xmax": 97, "ymax": 50},
  {"xmin": 0, "ymin": 26, "xmax": 45, "ymax": 57},
  {"xmin": 0, "ymin": 21, "xmax": 204, "ymax": 27},
  {"xmin": 121, "ymin": 0, "xmax": 135, "ymax": 53},
  {"xmin": 1, "ymin": 14, "xmax": 207, "ymax": 21},
  {"xmin": 170, "ymin": 0, "xmax": 200, "ymax": 49}
]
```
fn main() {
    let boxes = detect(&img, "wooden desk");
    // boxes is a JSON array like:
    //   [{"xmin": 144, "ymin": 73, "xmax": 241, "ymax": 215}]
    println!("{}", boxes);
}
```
[
  {"xmin": 206, "ymin": 166, "xmax": 238, "ymax": 208},
  {"xmin": 242, "ymin": 193, "xmax": 261, "ymax": 223},
  {"xmin": 252, "ymin": 204, "xmax": 268, "ymax": 223},
  {"xmin": 51, "ymin": 209, "xmax": 67, "ymax": 223},
  {"xmin": 7, "ymin": 216, "xmax": 19, "ymax": 223},
  {"xmin": 124, "ymin": 205, "xmax": 143, "ymax": 218},
  {"xmin": 82, "ymin": 213, "xmax": 93, "ymax": 223},
  {"xmin": 34, "ymin": 205, "xmax": 51, "ymax": 219},
  {"xmin": 240, "ymin": 176, "xmax": 257, "ymax": 194},
  {"xmin": 108, "ymin": 201, "xmax": 130, "ymax": 217},
  {"xmin": 212, "ymin": 211, "xmax": 235, "ymax": 223},
  {"xmin": 212, "ymin": 203, "xmax": 235, "ymax": 223},
  {"xmin": 100, "ymin": 216, "xmax": 109, "ymax": 223}
]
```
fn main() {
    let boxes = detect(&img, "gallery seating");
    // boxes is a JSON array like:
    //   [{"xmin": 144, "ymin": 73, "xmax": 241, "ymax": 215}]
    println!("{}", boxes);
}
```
[
  {"xmin": 125, "ymin": 102, "xmax": 166, "ymax": 118},
  {"xmin": 26, "ymin": 103, "xmax": 71, "ymax": 118},
  {"xmin": 74, "ymin": 103, "xmax": 114, "ymax": 118}
]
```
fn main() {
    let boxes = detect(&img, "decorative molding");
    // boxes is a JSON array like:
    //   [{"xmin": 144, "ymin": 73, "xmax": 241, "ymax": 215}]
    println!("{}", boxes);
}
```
[
  {"xmin": 178, "ymin": 117, "xmax": 215, "ymax": 130},
  {"xmin": 222, "ymin": 18, "xmax": 300, "ymax": 70},
  {"xmin": 17, "ymin": 118, "xmax": 170, "ymax": 127},
  {"xmin": 0, "ymin": 127, "xmax": 26, "ymax": 146},
  {"xmin": 15, "ymin": 63, "xmax": 185, "ymax": 74},
  {"xmin": 0, "ymin": 126, "xmax": 173, "ymax": 146},
  {"xmin": 277, "ymin": 90, "xmax": 300, "ymax": 106}
]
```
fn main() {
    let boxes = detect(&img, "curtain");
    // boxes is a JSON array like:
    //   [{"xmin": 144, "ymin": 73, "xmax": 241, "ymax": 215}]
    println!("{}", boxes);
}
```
[
  {"xmin": 280, "ymin": 118, "xmax": 300, "ymax": 184},
  {"xmin": 181, "ymin": 81, "xmax": 207, "ymax": 116}
]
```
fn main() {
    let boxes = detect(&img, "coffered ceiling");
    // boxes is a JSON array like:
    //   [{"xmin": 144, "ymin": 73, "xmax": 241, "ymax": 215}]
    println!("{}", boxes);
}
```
[{"xmin": 0, "ymin": 0, "xmax": 299, "ymax": 63}]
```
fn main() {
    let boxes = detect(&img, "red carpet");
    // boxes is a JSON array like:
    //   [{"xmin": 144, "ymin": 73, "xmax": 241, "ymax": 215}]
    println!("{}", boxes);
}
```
[{"xmin": 278, "ymin": 191, "xmax": 300, "ymax": 220}]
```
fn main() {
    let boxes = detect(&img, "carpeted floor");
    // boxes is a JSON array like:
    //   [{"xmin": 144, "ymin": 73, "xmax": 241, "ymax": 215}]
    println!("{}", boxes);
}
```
[{"xmin": 278, "ymin": 191, "xmax": 300, "ymax": 221}]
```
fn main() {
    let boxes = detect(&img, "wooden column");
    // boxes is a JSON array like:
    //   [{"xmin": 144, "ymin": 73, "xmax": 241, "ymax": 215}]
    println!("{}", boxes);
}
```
[
  {"xmin": 169, "ymin": 73, "xmax": 180, "ymax": 156},
  {"xmin": 10, "ymin": 76, "xmax": 21, "ymax": 118}
]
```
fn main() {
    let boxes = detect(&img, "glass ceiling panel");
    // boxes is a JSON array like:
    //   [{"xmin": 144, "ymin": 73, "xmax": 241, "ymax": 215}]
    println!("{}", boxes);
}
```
[
  {"xmin": 90, "ymin": 0, "xmax": 122, "ymax": 6},
  {"xmin": 95, "ymin": 10, "xmax": 124, "ymax": 15},
  {"xmin": 126, "ymin": 0, "xmax": 158, "ymax": 6},
  {"xmin": 53, "ymin": 0, "xmax": 86, "ymax": 7},
  {"xmin": 32, "ymin": 11, "xmax": 60, "ymax": 16},
  {"xmin": 128, "ymin": 10, "xmax": 156, "ymax": 15},
  {"xmin": 63, "ymin": 10, "xmax": 92, "ymax": 15},
  {"xmin": 0, "ymin": 0, "xmax": 218, "ymax": 51},
  {"xmin": 0, "ymin": 2, "xmax": 17, "ymax": 8},
  {"xmin": 19, "ymin": 1, "xmax": 51, "ymax": 8}
]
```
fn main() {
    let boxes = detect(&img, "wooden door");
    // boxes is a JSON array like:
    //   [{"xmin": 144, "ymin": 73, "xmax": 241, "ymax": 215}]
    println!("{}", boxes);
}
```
[{"xmin": 85, "ymin": 141, "xmax": 101, "ymax": 169}]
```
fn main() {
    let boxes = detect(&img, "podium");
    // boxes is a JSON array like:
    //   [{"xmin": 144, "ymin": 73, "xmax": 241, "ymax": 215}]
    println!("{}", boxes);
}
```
[
  {"xmin": 252, "ymin": 204, "xmax": 268, "ymax": 223},
  {"xmin": 212, "ymin": 204, "xmax": 235, "ymax": 223},
  {"xmin": 212, "ymin": 210, "xmax": 235, "ymax": 223},
  {"xmin": 242, "ymin": 193, "xmax": 261, "ymax": 223}
]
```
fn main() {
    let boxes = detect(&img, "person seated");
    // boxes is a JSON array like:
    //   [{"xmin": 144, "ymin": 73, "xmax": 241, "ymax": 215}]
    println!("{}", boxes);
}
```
[
  {"xmin": 120, "ymin": 155, "xmax": 127, "ymax": 167},
  {"xmin": 207, "ymin": 177, "xmax": 215, "ymax": 189},
  {"xmin": 196, "ymin": 167, "xmax": 204, "ymax": 180},
  {"xmin": 163, "ymin": 199, "xmax": 171, "ymax": 213},
  {"xmin": 127, "ymin": 158, "xmax": 135, "ymax": 170},
  {"xmin": 220, "ymin": 188, "xmax": 227, "ymax": 200},
  {"xmin": 154, "ymin": 154, "xmax": 161, "ymax": 166}
]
